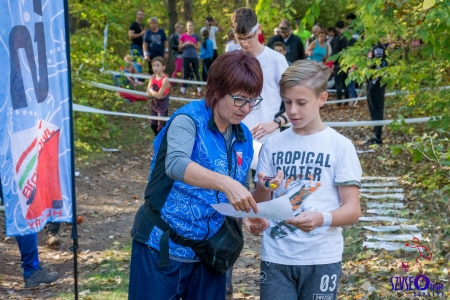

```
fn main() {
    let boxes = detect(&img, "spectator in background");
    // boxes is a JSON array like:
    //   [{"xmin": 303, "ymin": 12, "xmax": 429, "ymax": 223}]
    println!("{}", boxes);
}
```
[
  {"xmin": 179, "ymin": 21, "xmax": 202, "ymax": 96},
  {"xmin": 327, "ymin": 26, "xmax": 339, "ymax": 50},
  {"xmin": 225, "ymin": 30, "xmax": 241, "ymax": 52},
  {"xmin": 268, "ymin": 20, "xmax": 305, "ymax": 63},
  {"xmin": 273, "ymin": 27, "xmax": 281, "ymax": 35},
  {"xmin": 305, "ymin": 29, "xmax": 330, "ymax": 63},
  {"xmin": 147, "ymin": 57, "xmax": 170, "ymax": 136},
  {"xmin": 346, "ymin": 13, "xmax": 357, "ymax": 26},
  {"xmin": 128, "ymin": 10, "xmax": 145, "ymax": 57},
  {"xmin": 258, "ymin": 29, "xmax": 265, "ymax": 45},
  {"xmin": 201, "ymin": 16, "xmax": 224, "ymax": 61},
  {"xmin": 199, "ymin": 29, "xmax": 214, "ymax": 81},
  {"xmin": 293, "ymin": 20, "xmax": 311, "ymax": 47},
  {"xmin": 170, "ymin": 22, "xmax": 185, "ymax": 85},
  {"xmin": 306, "ymin": 24, "xmax": 321, "ymax": 47},
  {"xmin": 143, "ymin": 17, "xmax": 169, "ymax": 74},
  {"xmin": 0, "ymin": 179, "xmax": 60, "ymax": 288},
  {"xmin": 332, "ymin": 20, "xmax": 351, "ymax": 106},
  {"xmin": 273, "ymin": 42, "xmax": 291, "ymax": 65},
  {"xmin": 365, "ymin": 42, "xmax": 388, "ymax": 145}
]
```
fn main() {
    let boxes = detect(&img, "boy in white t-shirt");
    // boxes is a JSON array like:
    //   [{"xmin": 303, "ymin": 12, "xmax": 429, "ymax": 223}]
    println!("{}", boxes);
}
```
[
  {"xmin": 231, "ymin": 8, "xmax": 289, "ymax": 142},
  {"xmin": 243, "ymin": 60, "xmax": 362, "ymax": 299}
]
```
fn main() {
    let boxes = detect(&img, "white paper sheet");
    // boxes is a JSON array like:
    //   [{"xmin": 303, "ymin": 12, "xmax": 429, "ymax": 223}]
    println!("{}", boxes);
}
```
[
  {"xmin": 366, "ymin": 202, "xmax": 404, "ymax": 208},
  {"xmin": 359, "ymin": 216, "xmax": 408, "ymax": 223},
  {"xmin": 210, "ymin": 195, "xmax": 295, "ymax": 220},
  {"xmin": 361, "ymin": 182, "xmax": 399, "ymax": 187},
  {"xmin": 360, "ymin": 188, "xmax": 404, "ymax": 193},
  {"xmin": 363, "ymin": 225, "xmax": 420, "ymax": 232},
  {"xmin": 363, "ymin": 241, "xmax": 417, "ymax": 251},
  {"xmin": 250, "ymin": 140, "xmax": 263, "ymax": 170},
  {"xmin": 365, "ymin": 233, "xmax": 422, "ymax": 242},
  {"xmin": 361, "ymin": 193, "xmax": 404, "ymax": 200}
]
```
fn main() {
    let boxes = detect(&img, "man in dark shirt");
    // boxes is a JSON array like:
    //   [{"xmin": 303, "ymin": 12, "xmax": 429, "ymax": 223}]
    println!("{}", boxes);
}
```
[
  {"xmin": 365, "ymin": 42, "xmax": 388, "ymax": 145},
  {"xmin": 143, "ymin": 17, "xmax": 169, "ymax": 74},
  {"xmin": 128, "ymin": 10, "xmax": 145, "ymax": 57},
  {"xmin": 267, "ymin": 20, "xmax": 305, "ymax": 63},
  {"xmin": 332, "ymin": 20, "xmax": 351, "ymax": 105}
]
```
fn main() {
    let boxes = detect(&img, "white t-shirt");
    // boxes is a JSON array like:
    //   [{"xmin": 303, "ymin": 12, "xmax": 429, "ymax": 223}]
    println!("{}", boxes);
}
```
[
  {"xmin": 242, "ymin": 47, "xmax": 289, "ymax": 142},
  {"xmin": 256, "ymin": 127, "xmax": 362, "ymax": 265},
  {"xmin": 225, "ymin": 42, "xmax": 241, "ymax": 52},
  {"xmin": 200, "ymin": 26, "xmax": 219, "ymax": 49}
]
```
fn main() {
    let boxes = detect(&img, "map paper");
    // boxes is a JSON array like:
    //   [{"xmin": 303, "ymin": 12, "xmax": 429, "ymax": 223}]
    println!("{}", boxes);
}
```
[{"xmin": 211, "ymin": 195, "xmax": 294, "ymax": 220}]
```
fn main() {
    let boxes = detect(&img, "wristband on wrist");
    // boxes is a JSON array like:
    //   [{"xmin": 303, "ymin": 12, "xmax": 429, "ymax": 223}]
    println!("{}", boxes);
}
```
[
  {"xmin": 279, "ymin": 114, "xmax": 288, "ymax": 125},
  {"xmin": 321, "ymin": 212, "xmax": 332, "ymax": 227},
  {"xmin": 165, "ymin": 48, "xmax": 169, "ymax": 52},
  {"xmin": 144, "ymin": 52, "xmax": 149, "ymax": 56}
]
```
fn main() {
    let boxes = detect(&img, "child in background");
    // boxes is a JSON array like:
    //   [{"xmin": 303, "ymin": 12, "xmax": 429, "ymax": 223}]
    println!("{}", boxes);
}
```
[
  {"xmin": 243, "ymin": 60, "xmax": 362, "ymax": 300},
  {"xmin": 199, "ymin": 29, "xmax": 214, "ymax": 82},
  {"xmin": 273, "ymin": 42, "xmax": 291, "ymax": 65},
  {"xmin": 225, "ymin": 30, "xmax": 240, "ymax": 52},
  {"xmin": 147, "ymin": 57, "xmax": 170, "ymax": 136}
]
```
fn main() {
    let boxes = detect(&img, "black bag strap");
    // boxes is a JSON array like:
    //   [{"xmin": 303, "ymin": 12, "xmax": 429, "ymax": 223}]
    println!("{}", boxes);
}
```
[{"xmin": 143, "ymin": 204, "xmax": 205, "ymax": 267}]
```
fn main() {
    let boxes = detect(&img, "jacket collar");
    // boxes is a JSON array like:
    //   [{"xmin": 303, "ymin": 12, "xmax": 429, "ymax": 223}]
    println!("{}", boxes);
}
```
[{"xmin": 206, "ymin": 107, "xmax": 247, "ymax": 142}]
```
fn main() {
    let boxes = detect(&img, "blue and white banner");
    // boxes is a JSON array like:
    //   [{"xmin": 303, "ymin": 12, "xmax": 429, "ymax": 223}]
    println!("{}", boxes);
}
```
[{"xmin": 0, "ymin": 0, "xmax": 73, "ymax": 236}]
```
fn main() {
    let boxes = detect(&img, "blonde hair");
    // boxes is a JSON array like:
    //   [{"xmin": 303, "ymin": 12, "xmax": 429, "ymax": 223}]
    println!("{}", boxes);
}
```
[
  {"xmin": 124, "ymin": 54, "xmax": 133, "ymax": 64},
  {"xmin": 280, "ymin": 60, "xmax": 332, "ymax": 97}
]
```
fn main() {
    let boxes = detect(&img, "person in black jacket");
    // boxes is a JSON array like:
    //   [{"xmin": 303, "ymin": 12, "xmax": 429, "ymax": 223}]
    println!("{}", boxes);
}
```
[
  {"xmin": 170, "ymin": 22, "xmax": 185, "ymax": 83},
  {"xmin": 365, "ymin": 42, "xmax": 388, "ymax": 145},
  {"xmin": 267, "ymin": 20, "xmax": 305, "ymax": 63},
  {"xmin": 332, "ymin": 20, "xmax": 351, "ymax": 105}
]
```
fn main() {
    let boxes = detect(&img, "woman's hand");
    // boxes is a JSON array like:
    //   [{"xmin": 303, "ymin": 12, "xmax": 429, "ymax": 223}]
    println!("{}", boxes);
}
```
[
  {"xmin": 242, "ymin": 217, "xmax": 269, "ymax": 235},
  {"xmin": 256, "ymin": 170, "xmax": 284, "ymax": 191},
  {"xmin": 250, "ymin": 121, "xmax": 279, "ymax": 140},
  {"xmin": 223, "ymin": 178, "xmax": 259, "ymax": 213},
  {"xmin": 285, "ymin": 211, "xmax": 323, "ymax": 232}
]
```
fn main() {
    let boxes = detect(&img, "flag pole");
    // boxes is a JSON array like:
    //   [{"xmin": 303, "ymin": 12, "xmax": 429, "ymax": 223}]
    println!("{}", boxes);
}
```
[{"xmin": 63, "ymin": 1, "xmax": 79, "ymax": 299}]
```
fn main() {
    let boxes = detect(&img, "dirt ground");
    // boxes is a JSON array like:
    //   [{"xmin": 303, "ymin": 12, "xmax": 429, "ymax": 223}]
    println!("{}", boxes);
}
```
[{"xmin": 0, "ymin": 98, "xmax": 408, "ymax": 299}]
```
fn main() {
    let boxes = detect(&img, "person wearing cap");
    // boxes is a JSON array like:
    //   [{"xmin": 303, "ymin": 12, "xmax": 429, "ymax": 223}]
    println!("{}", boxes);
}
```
[
  {"xmin": 143, "ymin": 17, "xmax": 169, "ymax": 74},
  {"xmin": 200, "ymin": 16, "xmax": 224, "ymax": 61}
]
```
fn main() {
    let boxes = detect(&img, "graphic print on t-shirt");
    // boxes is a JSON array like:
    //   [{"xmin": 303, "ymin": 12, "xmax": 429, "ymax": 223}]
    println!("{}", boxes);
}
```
[
  {"xmin": 150, "ymin": 34, "xmax": 162, "ymax": 46},
  {"xmin": 269, "ymin": 175, "xmax": 321, "ymax": 239},
  {"xmin": 268, "ymin": 150, "xmax": 333, "ymax": 240}
]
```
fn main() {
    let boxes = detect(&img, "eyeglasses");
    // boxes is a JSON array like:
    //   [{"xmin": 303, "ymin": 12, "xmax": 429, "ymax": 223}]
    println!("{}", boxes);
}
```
[
  {"xmin": 279, "ymin": 27, "xmax": 289, "ymax": 31},
  {"xmin": 229, "ymin": 93, "xmax": 263, "ymax": 107},
  {"xmin": 234, "ymin": 30, "xmax": 257, "ymax": 43}
]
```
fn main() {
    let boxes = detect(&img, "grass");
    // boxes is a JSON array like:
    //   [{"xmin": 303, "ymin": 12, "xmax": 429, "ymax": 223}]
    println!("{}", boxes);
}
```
[{"xmin": 56, "ymin": 243, "xmax": 132, "ymax": 300}]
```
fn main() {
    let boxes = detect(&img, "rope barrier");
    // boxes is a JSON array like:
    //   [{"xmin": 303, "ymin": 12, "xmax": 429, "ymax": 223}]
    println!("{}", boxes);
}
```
[
  {"xmin": 73, "ymin": 102, "xmax": 438, "ymax": 126},
  {"xmin": 105, "ymin": 70, "xmax": 207, "ymax": 85},
  {"xmin": 91, "ymin": 82, "xmax": 200, "ymax": 102}
]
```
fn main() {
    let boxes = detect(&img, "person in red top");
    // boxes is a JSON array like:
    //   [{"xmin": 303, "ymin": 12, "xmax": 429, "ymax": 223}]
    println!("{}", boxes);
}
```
[
  {"xmin": 147, "ymin": 56, "xmax": 170, "ymax": 136},
  {"xmin": 258, "ymin": 30, "xmax": 265, "ymax": 45}
]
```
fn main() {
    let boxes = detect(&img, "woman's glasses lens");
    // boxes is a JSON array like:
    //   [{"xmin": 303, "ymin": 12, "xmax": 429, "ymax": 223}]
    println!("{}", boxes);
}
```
[{"xmin": 231, "ymin": 94, "xmax": 263, "ymax": 107}]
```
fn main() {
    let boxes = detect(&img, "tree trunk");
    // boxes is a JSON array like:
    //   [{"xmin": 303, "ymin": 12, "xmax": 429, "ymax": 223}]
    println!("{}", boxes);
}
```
[
  {"xmin": 183, "ymin": 0, "xmax": 193, "ymax": 22},
  {"xmin": 165, "ymin": 0, "xmax": 178, "ymax": 75}
]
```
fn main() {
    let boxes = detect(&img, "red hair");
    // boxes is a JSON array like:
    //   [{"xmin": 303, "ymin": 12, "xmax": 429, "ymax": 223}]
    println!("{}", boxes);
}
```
[{"xmin": 205, "ymin": 51, "xmax": 263, "ymax": 110}]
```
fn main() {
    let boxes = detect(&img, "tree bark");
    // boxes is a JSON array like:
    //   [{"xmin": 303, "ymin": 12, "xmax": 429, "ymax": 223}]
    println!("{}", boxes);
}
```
[
  {"xmin": 183, "ymin": 0, "xmax": 193, "ymax": 22},
  {"xmin": 165, "ymin": 0, "xmax": 178, "ymax": 75}
]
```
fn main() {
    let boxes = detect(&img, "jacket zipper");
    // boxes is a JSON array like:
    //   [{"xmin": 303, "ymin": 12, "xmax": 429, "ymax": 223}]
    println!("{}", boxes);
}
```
[{"xmin": 205, "ymin": 133, "xmax": 237, "ymax": 240}]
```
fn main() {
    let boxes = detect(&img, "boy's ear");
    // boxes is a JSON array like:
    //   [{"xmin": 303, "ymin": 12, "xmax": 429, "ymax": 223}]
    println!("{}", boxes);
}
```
[{"xmin": 318, "ymin": 91, "xmax": 328, "ymax": 107}]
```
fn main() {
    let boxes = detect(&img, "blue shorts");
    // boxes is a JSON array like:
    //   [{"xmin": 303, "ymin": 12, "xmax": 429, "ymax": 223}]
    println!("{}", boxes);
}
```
[{"xmin": 128, "ymin": 239, "xmax": 226, "ymax": 300}]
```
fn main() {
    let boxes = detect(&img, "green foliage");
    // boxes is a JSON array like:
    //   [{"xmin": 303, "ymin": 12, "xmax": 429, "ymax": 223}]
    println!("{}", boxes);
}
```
[{"xmin": 337, "ymin": 0, "xmax": 450, "ymax": 197}]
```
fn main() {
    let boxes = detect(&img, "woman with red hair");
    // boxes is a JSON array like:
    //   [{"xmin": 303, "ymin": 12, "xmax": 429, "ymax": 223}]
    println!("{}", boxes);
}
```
[{"xmin": 129, "ymin": 51, "xmax": 269, "ymax": 300}]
